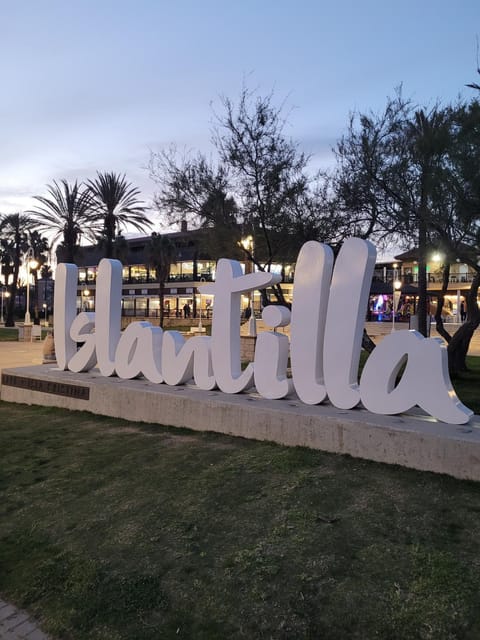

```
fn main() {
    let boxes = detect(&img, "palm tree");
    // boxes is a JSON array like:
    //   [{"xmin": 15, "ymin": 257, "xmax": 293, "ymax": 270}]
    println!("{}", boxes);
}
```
[
  {"xmin": 146, "ymin": 232, "xmax": 177, "ymax": 327},
  {"xmin": 87, "ymin": 172, "xmax": 151, "ymax": 258},
  {"xmin": 111, "ymin": 233, "xmax": 129, "ymax": 262},
  {"xmin": 40, "ymin": 262, "xmax": 54, "ymax": 316},
  {"xmin": 27, "ymin": 230, "xmax": 49, "ymax": 323},
  {"xmin": 29, "ymin": 179, "xmax": 96, "ymax": 263},
  {"xmin": 0, "ymin": 213, "xmax": 33, "ymax": 326}
]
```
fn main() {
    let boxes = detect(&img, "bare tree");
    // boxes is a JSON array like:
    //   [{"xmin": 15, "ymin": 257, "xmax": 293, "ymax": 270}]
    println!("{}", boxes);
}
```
[
  {"xmin": 332, "ymin": 91, "xmax": 452, "ymax": 337},
  {"xmin": 149, "ymin": 87, "xmax": 343, "ymax": 306},
  {"xmin": 333, "ymin": 93, "xmax": 480, "ymax": 371}
]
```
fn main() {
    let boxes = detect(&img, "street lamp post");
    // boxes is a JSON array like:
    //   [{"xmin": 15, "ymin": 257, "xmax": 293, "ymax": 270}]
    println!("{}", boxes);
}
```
[
  {"xmin": 240, "ymin": 235, "xmax": 256, "ymax": 337},
  {"xmin": 391, "ymin": 263, "xmax": 402, "ymax": 333},
  {"xmin": 43, "ymin": 302, "xmax": 48, "ymax": 326},
  {"xmin": 197, "ymin": 277, "xmax": 205, "ymax": 332},
  {"xmin": 81, "ymin": 287, "xmax": 90, "ymax": 312},
  {"xmin": 24, "ymin": 247, "xmax": 38, "ymax": 325}
]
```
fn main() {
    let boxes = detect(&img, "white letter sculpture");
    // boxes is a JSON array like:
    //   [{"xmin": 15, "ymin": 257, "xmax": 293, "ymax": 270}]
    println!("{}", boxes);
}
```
[
  {"xmin": 360, "ymin": 330, "xmax": 472, "ymax": 424},
  {"xmin": 54, "ymin": 263, "xmax": 79, "ymax": 370},
  {"xmin": 290, "ymin": 241, "xmax": 333, "ymax": 404},
  {"xmin": 200, "ymin": 259, "xmax": 281, "ymax": 393},
  {"xmin": 254, "ymin": 305, "xmax": 293, "ymax": 399},
  {"xmin": 53, "ymin": 239, "xmax": 473, "ymax": 425}
]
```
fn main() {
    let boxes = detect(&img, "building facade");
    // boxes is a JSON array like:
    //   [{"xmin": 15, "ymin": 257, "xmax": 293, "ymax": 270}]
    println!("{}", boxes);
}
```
[
  {"xmin": 70, "ymin": 230, "xmax": 479, "ymax": 325},
  {"xmin": 73, "ymin": 228, "xmax": 296, "ymax": 323}
]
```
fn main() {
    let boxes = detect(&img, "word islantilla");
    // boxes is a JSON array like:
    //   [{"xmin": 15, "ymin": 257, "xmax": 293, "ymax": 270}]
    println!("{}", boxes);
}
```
[{"xmin": 54, "ymin": 238, "xmax": 472, "ymax": 425}]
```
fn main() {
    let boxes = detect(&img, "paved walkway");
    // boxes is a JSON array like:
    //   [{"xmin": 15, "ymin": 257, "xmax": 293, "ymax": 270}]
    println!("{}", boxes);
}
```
[
  {"xmin": 0, "ymin": 599, "xmax": 50, "ymax": 639},
  {"xmin": 364, "ymin": 321, "xmax": 480, "ymax": 356},
  {"xmin": 241, "ymin": 319, "xmax": 480, "ymax": 356},
  {"xmin": 0, "ymin": 341, "xmax": 44, "ymax": 393},
  {"xmin": 0, "ymin": 341, "xmax": 44, "ymax": 374}
]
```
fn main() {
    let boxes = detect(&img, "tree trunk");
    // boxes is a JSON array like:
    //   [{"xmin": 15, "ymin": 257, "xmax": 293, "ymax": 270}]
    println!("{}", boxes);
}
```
[
  {"xmin": 416, "ymin": 213, "xmax": 428, "ymax": 337},
  {"xmin": 270, "ymin": 282, "xmax": 290, "ymax": 308},
  {"xmin": 6, "ymin": 251, "xmax": 21, "ymax": 327},
  {"xmin": 5, "ymin": 283, "xmax": 16, "ymax": 327},
  {"xmin": 158, "ymin": 279, "xmax": 166, "ymax": 328},
  {"xmin": 447, "ymin": 273, "xmax": 480, "ymax": 375},
  {"xmin": 105, "ymin": 214, "xmax": 116, "ymax": 259},
  {"xmin": 434, "ymin": 263, "xmax": 452, "ymax": 343},
  {"xmin": 362, "ymin": 328, "xmax": 376, "ymax": 353},
  {"xmin": 245, "ymin": 247, "xmax": 291, "ymax": 309},
  {"xmin": 448, "ymin": 323, "xmax": 478, "ymax": 374}
]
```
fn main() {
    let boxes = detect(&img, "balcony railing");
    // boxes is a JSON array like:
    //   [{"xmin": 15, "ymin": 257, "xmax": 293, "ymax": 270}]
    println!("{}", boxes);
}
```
[{"xmin": 80, "ymin": 272, "xmax": 299, "ymax": 286}]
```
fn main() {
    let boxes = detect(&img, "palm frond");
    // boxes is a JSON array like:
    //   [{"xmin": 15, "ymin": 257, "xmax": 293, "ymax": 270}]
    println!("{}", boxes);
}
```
[{"xmin": 86, "ymin": 172, "xmax": 150, "ymax": 256}]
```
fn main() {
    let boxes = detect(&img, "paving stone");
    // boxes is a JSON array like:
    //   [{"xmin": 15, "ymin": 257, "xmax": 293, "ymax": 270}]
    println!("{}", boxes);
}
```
[
  {"xmin": 24, "ymin": 629, "xmax": 50, "ymax": 640},
  {"xmin": 0, "ymin": 628, "xmax": 21, "ymax": 640},
  {"xmin": 10, "ymin": 618, "xmax": 38, "ymax": 637},
  {"xmin": 0, "ymin": 605, "xmax": 17, "ymax": 622},
  {"xmin": 0, "ymin": 602, "xmax": 51, "ymax": 639},
  {"xmin": 2, "ymin": 612, "xmax": 29, "ymax": 631}
]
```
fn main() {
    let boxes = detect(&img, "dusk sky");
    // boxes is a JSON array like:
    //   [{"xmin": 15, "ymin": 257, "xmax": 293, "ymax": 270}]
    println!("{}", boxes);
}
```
[{"xmin": 1, "ymin": 0, "xmax": 479, "ymax": 227}]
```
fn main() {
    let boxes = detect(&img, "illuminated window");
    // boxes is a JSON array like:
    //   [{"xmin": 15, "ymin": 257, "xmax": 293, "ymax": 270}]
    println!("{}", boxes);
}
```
[{"xmin": 130, "ymin": 266, "xmax": 148, "ymax": 282}]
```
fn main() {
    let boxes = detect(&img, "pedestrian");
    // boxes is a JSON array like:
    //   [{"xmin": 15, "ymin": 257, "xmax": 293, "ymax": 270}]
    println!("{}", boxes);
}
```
[
  {"xmin": 244, "ymin": 306, "xmax": 252, "ymax": 320},
  {"xmin": 461, "ymin": 302, "xmax": 466, "ymax": 322}
]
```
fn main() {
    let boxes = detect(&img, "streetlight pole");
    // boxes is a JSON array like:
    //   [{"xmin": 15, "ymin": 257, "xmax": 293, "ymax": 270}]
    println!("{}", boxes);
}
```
[
  {"xmin": 391, "ymin": 263, "xmax": 402, "ymax": 333},
  {"xmin": 197, "ymin": 277, "xmax": 205, "ymax": 332},
  {"xmin": 240, "ymin": 235, "xmax": 256, "ymax": 337},
  {"xmin": 81, "ymin": 287, "xmax": 90, "ymax": 313},
  {"xmin": 24, "ymin": 247, "xmax": 38, "ymax": 325}
]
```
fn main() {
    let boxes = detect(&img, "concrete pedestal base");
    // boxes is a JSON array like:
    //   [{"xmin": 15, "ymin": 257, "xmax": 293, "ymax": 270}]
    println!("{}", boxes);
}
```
[
  {"xmin": 17, "ymin": 323, "xmax": 33, "ymax": 341},
  {"xmin": 1, "ymin": 364, "xmax": 480, "ymax": 481}
]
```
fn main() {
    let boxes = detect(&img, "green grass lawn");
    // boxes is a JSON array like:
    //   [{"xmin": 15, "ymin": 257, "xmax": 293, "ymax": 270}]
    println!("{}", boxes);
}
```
[
  {"xmin": 0, "ymin": 327, "xmax": 52, "ymax": 341},
  {"xmin": 450, "ymin": 356, "xmax": 480, "ymax": 415},
  {"xmin": 1, "ymin": 403, "xmax": 480, "ymax": 639},
  {"xmin": 0, "ymin": 327, "xmax": 20, "ymax": 341}
]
